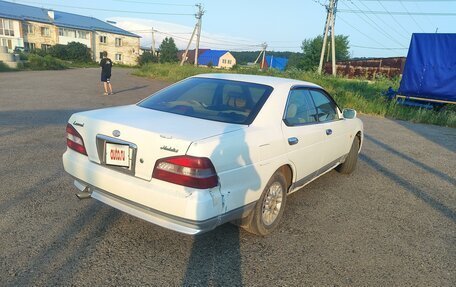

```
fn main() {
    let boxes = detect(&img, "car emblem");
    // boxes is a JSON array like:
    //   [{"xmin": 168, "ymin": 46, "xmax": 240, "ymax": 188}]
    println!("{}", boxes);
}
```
[
  {"xmin": 160, "ymin": 146, "xmax": 179, "ymax": 153},
  {"xmin": 112, "ymin": 130, "xmax": 121, "ymax": 137},
  {"xmin": 73, "ymin": 121, "xmax": 84, "ymax": 127}
]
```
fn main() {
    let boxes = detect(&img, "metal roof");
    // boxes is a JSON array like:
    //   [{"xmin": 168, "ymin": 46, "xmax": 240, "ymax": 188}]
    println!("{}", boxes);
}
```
[
  {"xmin": 197, "ymin": 50, "xmax": 229, "ymax": 66},
  {"xmin": 0, "ymin": 0, "xmax": 139, "ymax": 37}
]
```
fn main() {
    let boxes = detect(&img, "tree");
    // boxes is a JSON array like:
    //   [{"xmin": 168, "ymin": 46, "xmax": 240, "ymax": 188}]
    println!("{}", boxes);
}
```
[
  {"xmin": 297, "ymin": 35, "xmax": 350, "ymax": 71},
  {"xmin": 138, "ymin": 51, "xmax": 158, "ymax": 66},
  {"xmin": 286, "ymin": 52, "xmax": 306, "ymax": 70},
  {"xmin": 159, "ymin": 37, "xmax": 178, "ymax": 63}
]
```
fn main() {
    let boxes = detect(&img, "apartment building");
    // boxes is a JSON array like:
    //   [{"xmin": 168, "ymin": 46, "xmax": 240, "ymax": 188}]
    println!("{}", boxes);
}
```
[{"xmin": 0, "ymin": 0, "xmax": 140, "ymax": 65}]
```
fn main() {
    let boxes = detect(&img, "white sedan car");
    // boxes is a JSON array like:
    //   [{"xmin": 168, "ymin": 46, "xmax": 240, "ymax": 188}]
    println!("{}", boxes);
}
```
[{"xmin": 63, "ymin": 74, "xmax": 363, "ymax": 235}]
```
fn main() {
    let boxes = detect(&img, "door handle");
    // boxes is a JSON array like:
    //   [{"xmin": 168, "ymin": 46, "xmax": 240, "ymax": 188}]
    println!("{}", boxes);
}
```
[
  {"xmin": 326, "ymin": 129, "xmax": 332, "ymax": 136},
  {"xmin": 288, "ymin": 137, "xmax": 299, "ymax": 145}
]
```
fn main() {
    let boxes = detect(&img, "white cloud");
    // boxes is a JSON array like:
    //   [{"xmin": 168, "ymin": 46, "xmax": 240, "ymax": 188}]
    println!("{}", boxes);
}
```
[{"xmin": 108, "ymin": 17, "xmax": 261, "ymax": 51}]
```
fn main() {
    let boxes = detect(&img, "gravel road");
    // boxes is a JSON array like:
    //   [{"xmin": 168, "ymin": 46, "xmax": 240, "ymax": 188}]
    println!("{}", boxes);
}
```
[{"xmin": 0, "ymin": 68, "xmax": 455, "ymax": 286}]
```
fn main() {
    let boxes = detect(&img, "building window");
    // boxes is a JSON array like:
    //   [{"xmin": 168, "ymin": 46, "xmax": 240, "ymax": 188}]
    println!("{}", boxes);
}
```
[
  {"xmin": 222, "ymin": 59, "xmax": 226, "ymax": 64},
  {"xmin": 115, "ymin": 53, "xmax": 122, "ymax": 61},
  {"xmin": 0, "ymin": 19, "xmax": 15, "ymax": 36},
  {"xmin": 1, "ymin": 38, "xmax": 13, "ymax": 49},
  {"xmin": 41, "ymin": 44, "xmax": 51, "ymax": 52},
  {"xmin": 24, "ymin": 42, "xmax": 36, "ymax": 51},
  {"xmin": 58, "ymin": 27, "xmax": 78, "ymax": 38},
  {"xmin": 41, "ymin": 27, "xmax": 50, "ymax": 37},
  {"xmin": 23, "ymin": 23, "xmax": 33, "ymax": 34},
  {"xmin": 115, "ymin": 38, "xmax": 122, "ymax": 47},
  {"xmin": 99, "ymin": 36, "xmax": 107, "ymax": 43},
  {"xmin": 77, "ymin": 31, "xmax": 88, "ymax": 39},
  {"xmin": 228, "ymin": 60, "xmax": 232, "ymax": 64}
]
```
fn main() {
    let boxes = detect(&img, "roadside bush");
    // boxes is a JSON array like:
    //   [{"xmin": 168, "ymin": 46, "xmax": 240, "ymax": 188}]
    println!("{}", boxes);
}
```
[
  {"xmin": 65, "ymin": 42, "xmax": 92, "ymax": 62},
  {"xmin": 24, "ymin": 54, "xmax": 68, "ymax": 70},
  {"xmin": 0, "ymin": 61, "xmax": 14, "ymax": 72},
  {"xmin": 138, "ymin": 51, "xmax": 158, "ymax": 66},
  {"xmin": 48, "ymin": 44, "xmax": 67, "ymax": 60},
  {"xmin": 17, "ymin": 51, "xmax": 28, "ymax": 61},
  {"xmin": 31, "ymin": 48, "xmax": 49, "ymax": 57},
  {"xmin": 47, "ymin": 42, "xmax": 92, "ymax": 62}
]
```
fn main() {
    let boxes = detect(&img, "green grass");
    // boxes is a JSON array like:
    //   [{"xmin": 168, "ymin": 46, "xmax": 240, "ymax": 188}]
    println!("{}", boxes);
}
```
[{"xmin": 134, "ymin": 63, "xmax": 455, "ymax": 127}]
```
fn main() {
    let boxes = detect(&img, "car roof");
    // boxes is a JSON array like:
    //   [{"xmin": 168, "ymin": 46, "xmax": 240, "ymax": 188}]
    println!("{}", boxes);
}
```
[{"xmin": 192, "ymin": 73, "xmax": 322, "ymax": 89}]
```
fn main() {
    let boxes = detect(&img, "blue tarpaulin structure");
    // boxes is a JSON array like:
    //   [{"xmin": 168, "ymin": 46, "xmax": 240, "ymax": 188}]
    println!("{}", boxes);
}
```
[
  {"xmin": 265, "ymin": 56, "xmax": 288, "ymax": 71},
  {"xmin": 398, "ymin": 33, "xmax": 456, "ymax": 103},
  {"xmin": 198, "ymin": 50, "xmax": 228, "ymax": 66}
]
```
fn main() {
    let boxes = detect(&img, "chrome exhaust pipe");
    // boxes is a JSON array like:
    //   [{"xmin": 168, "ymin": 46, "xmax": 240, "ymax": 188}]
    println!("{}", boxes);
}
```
[{"xmin": 76, "ymin": 187, "xmax": 92, "ymax": 199}]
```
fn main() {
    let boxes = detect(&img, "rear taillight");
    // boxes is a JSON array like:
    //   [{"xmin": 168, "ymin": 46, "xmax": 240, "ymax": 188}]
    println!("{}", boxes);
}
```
[
  {"xmin": 66, "ymin": 123, "xmax": 87, "ymax": 155},
  {"xmin": 152, "ymin": 156, "xmax": 218, "ymax": 189}
]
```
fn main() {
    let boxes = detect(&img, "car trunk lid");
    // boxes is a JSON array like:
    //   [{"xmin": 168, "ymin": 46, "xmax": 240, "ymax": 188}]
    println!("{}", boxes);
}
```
[{"xmin": 68, "ymin": 105, "xmax": 242, "ymax": 181}]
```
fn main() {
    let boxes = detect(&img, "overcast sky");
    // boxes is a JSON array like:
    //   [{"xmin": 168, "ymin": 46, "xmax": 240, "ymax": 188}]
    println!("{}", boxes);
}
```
[{"xmin": 9, "ymin": 0, "xmax": 456, "ymax": 58}]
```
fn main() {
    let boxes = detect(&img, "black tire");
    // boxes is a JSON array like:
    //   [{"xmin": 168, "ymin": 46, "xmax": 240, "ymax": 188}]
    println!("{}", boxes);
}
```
[
  {"xmin": 241, "ymin": 172, "xmax": 287, "ymax": 236},
  {"xmin": 336, "ymin": 136, "xmax": 360, "ymax": 174}
]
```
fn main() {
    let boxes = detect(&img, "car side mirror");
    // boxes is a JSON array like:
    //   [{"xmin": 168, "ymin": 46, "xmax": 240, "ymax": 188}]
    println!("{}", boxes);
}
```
[{"xmin": 342, "ymin": 108, "xmax": 357, "ymax": 119}]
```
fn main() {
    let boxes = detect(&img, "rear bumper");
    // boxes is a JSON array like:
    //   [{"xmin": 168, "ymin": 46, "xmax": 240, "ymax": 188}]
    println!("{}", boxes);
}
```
[
  {"xmin": 63, "ymin": 149, "xmax": 255, "ymax": 234},
  {"xmin": 74, "ymin": 179, "xmax": 255, "ymax": 234}
]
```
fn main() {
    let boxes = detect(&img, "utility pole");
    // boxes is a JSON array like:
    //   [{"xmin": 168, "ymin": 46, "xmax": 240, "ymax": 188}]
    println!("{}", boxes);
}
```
[
  {"xmin": 179, "ymin": 24, "xmax": 198, "ymax": 66},
  {"xmin": 318, "ymin": 0, "xmax": 338, "ymax": 76},
  {"xmin": 253, "ymin": 42, "xmax": 267, "ymax": 69},
  {"xmin": 151, "ymin": 27, "xmax": 156, "ymax": 56},
  {"xmin": 330, "ymin": 2, "xmax": 337, "ymax": 76},
  {"xmin": 194, "ymin": 3, "xmax": 204, "ymax": 67},
  {"xmin": 180, "ymin": 4, "xmax": 204, "ymax": 66}
]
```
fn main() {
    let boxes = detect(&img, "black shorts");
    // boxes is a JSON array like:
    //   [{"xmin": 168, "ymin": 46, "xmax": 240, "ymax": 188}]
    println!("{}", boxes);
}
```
[{"xmin": 101, "ymin": 74, "xmax": 111, "ymax": 82}]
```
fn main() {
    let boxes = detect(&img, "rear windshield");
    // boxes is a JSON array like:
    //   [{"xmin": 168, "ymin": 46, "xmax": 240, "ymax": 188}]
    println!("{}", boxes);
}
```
[{"xmin": 138, "ymin": 77, "xmax": 274, "ymax": 125}]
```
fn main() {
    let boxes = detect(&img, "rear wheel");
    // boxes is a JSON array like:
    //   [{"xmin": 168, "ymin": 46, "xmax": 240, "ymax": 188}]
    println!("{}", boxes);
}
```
[
  {"xmin": 241, "ymin": 171, "xmax": 287, "ymax": 236},
  {"xmin": 336, "ymin": 136, "xmax": 360, "ymax": 174}
]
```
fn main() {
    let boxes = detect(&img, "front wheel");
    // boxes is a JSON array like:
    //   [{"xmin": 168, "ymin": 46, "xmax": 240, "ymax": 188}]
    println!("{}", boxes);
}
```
[
  {"xmin": 242, "ymin": 172, "xmax": 287, "ymax": 236},
  {"xmin": 336, "ymin": 136, "xmax": 360, "ymax": 174}
]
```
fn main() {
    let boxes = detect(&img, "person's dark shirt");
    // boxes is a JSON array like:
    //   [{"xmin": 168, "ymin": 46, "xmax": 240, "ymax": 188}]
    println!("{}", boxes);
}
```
[{"xmin": 100, "ymin": 58, "xmax": 112, "ymax": 77}]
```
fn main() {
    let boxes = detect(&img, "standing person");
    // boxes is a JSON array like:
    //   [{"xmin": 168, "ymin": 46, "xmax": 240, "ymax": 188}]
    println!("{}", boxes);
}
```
[{"xmin": 100, "ymin": 51, "xmax": 113, "ymax": 95}]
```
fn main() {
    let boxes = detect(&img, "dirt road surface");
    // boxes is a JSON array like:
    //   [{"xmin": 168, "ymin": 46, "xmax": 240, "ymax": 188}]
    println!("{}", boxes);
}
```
[{"xmin": 1, "ymin": 68, "xmax": 455, "ymax": 286}]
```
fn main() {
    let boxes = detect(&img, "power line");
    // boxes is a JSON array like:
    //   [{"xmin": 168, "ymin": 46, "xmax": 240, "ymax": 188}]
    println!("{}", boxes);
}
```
[
  {"xmin": 412, "ymin": 0, "xmax": 436, "ymax": 29},
  {"xmin": 130, "ymin": 29, "xmax": 192, "ymax": 34},
  {"xmin": 342, "ymin": 0, "xmax": 406, "ymax": 46},
  {"xmin": 153, "ymin": 29, "xmax": 262, "ymax": 48},
  {"xmin": 112, "ymin": 0, "xmax": 195, "ymax": 6},
  {"xmin": 351, "ymin": 44, "xmax": 408, "ymax": 50},
  {"xmin": 354, "ymin": 0, "xmax": 410, "ymax": 40},
  {"xmin": 201, "ymin": 35, "xmax": 260, "ymax": 46},
  {"xmin": 375, "ymin": 0, "xmax": 411, "ymax": 36},
  {"xmin": 399, "ymin": 0, "xmax": 425, "ymax": 32},
  {"xmin": 14, "ymin": 0, "xmax": 195, "ymax": 16},
  {"xmin": 312, "ymin": 0, "xmax": 328, "ymax": 6},
  {"xmin": 337, "ymin": 15, "xmax": 401, "ymax": 50},
  {"xmin": 357, "ymin": 0, "xmax": 456, "ymax": 2},
  {"xmin": 338, "ymin": 9, "xmax": 456, "ymax": 16}
]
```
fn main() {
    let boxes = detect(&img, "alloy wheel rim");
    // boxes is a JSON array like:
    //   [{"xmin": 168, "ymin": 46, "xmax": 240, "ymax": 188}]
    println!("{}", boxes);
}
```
[{"xmin": 261, "ymin": 182, "xmax": 283, "ymax": 226}]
